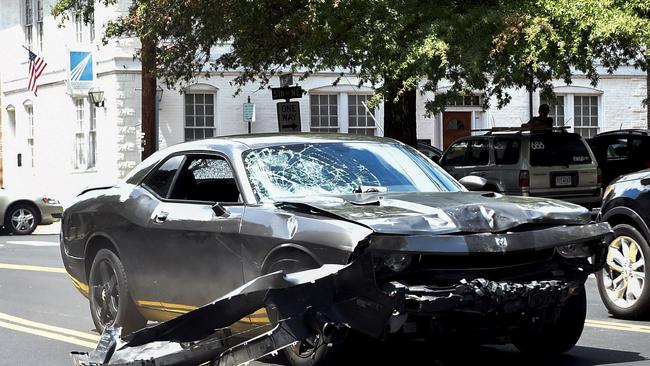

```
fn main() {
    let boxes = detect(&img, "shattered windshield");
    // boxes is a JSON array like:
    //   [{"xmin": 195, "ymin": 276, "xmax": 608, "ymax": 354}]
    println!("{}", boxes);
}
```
[{"xmin": 243, "ymin": 142, "xmax": 462, "ymax": 201}]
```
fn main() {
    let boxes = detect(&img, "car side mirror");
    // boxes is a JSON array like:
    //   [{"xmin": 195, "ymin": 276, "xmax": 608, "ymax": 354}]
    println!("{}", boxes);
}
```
[
  {"xmin": 212, "ymin": 203, "xmax": 230, "ymax": 217},
  {"xmin": 459, "ymin": 175, "xmax": 488, "ymax": 191}
]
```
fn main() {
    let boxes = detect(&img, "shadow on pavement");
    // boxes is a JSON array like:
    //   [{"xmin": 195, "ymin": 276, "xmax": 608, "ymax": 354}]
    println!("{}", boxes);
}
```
[{"xmin": 261, "ymin": 341, "xmax": 647, "ymax": 366}]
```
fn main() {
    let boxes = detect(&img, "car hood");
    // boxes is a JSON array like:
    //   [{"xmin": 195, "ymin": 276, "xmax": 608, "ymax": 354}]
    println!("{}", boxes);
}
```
[{"xmin": 277, "ymin": 192, "xmax": 591, "ymax": 235}]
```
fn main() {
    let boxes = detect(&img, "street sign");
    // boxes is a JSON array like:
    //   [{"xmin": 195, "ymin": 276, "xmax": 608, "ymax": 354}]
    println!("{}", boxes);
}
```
[
  {"xmin": 276, "ymin": 102, "xmax": 301, "ymax": 132},
  {"xmin": 242, "ymin": 102, "xmax": 256, "ymax": 123},
  {"xmin": 271, "ymin": 86, "xmax": 303, "ymax": 100}
]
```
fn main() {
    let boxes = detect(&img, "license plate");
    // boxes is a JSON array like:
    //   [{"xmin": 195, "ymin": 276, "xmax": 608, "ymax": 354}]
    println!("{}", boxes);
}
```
[{"xmin": 555, "ymin": 175, "xmax": 572, "ymax": 186}]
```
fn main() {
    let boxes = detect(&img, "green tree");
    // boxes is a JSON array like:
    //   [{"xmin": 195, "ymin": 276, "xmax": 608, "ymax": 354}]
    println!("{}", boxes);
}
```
[{"xmin": 53, "ymin": 0, "xmax": 649, "ymax": 145}]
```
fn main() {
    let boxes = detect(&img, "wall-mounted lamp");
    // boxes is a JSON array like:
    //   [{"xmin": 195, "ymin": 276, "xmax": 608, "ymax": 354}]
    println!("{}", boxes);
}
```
[
  {"xmin": 88, "ymin": 89, "xmax": 105, "ymax": 107},
  {"xmin": 156, "ymin": 86, "xmax": 164, "ymax": 102}
]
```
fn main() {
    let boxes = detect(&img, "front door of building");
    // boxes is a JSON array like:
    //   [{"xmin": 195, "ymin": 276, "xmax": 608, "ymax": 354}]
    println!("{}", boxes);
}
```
[{"xmin": 443, "ymin": 111, "xmax": 472, "ymax": 149}]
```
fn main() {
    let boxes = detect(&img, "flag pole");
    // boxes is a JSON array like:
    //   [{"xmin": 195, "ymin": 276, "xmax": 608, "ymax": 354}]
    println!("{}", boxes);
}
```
[{"xmin": 21, "ymin": 45, "xmax": 31, "ymax": 52}]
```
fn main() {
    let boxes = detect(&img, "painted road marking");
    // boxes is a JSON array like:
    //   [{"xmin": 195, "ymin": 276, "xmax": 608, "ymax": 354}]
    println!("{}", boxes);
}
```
[
  {"xmin": 0, "ymin": 263, "xmax": 66, "ymax": 273},
  {"xmin": 5, "ymin": 240, "xmax": 58, "ymax": 247},
  {"xmin": 584, "ymin": 319, "xmax": 650, "ymax": 334},
  {"xmin": 0, "ymin": 312, "xmax": 99, "ymax": 349},
  {"xmin": 0, "ymin": 320, "xmax": 97, "ymax": 348},
  {"xmin": 0, "ymin": 312, "xmax": 99, "ymax": 342}
]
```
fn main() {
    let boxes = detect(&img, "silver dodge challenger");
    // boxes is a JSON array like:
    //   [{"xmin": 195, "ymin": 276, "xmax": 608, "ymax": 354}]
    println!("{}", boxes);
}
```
[{"xmin": 61, "ymin": 134, "xmax": 612, "ymax": 366}]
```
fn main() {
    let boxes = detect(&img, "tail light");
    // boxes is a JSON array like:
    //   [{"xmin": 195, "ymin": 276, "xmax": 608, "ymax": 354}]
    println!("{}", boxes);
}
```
[
  {"xmin": 519, "ymin": 170, "xmax": 530, "ymax": 188},
  {"xmin": 597, "ymin": 167, "xmax": 602, "ymax": 185}
]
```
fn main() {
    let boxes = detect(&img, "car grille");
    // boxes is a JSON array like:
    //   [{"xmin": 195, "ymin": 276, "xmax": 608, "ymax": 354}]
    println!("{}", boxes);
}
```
[{"xmin": 416, "ymin": 248, "xmax": 556, "ymax": 270}]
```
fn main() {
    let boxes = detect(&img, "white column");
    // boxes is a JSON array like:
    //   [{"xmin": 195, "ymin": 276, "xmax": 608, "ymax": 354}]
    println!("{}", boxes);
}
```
[
  {"xmin": 565, "ymin": 94, "xmax": 575, "ymax": 132},
  {"xmin": 338, "ymin": 92, "xmax": 349, "ymax": 133}
]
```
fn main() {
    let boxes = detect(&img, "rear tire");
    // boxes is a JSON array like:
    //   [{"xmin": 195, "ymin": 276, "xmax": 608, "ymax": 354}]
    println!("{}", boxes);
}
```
[
  {"xmin": 597, "ymin": 224, "xmax": 650, "ymax": 319},
  {"xmin": 513, "ymin": 284, "xmax": 586, "ymax": 355},
  {"xmin": 88, "ymin": 249, "xmax": 147, "ymax": 335}
]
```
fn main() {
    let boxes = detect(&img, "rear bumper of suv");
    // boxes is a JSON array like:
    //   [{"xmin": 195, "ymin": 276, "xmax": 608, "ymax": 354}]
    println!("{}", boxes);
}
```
[{"xmin": 528, "ymin": 188, "xmax": 602, "ymax": 207}]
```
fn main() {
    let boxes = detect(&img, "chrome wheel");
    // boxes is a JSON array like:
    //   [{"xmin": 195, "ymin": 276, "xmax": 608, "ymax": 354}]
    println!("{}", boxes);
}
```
[
  {"xmin": 10, "ymin": 208, "xmax": 35, "ymax": 234},
  {"xmin": 603, "ymin": 235, "xmax": 646, "ymax": 309},
  {"xmin": 90, "ymin": 259, "xmax": 120, "ymax": 328}
]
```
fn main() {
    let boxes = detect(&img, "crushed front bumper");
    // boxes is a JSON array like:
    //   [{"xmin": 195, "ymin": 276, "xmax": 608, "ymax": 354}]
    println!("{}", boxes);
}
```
[{"xmin": 387, "ymin": 278, "xmax": 578, "ymax": 316}]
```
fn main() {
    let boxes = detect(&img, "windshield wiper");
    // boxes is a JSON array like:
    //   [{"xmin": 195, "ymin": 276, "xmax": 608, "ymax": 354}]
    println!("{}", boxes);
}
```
[{"xmin": 353, "ymin": 185, "xmax": 388, "ymax": 194}]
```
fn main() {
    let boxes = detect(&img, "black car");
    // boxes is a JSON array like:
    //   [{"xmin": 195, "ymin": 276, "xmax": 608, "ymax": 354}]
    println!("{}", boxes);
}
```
[
  {"xmin": 61, "ymin": 134, "xmax": 612, "ymax": 365},
  {"xmin": 417, "ymin": 141, "xmax": 442, "ymax": 163},
  {"xmin": 597, "ymin": 169, "xmax": 650, "ymax": 319},
  {"xmin": 588, "ymin": 129, "xmax": 650, "ymax": 187}
]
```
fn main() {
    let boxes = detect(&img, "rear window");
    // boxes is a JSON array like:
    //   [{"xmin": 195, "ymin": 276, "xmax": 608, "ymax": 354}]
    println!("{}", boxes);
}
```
[
  {"xmin": 529, "ymin": 134, "xmax": 592, "ymax": 166},
  {"xmin": 494, "ymin": 138, "xmax": 520, "ymax": 165},
  {"xmin": 442, "ymin": 139, "xmax": 489, "ymax": 166}
]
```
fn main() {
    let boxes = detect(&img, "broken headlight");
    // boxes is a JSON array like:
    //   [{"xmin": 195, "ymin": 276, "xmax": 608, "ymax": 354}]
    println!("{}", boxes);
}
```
[
  {"xmin": 375, "ymin": 254, "xmax": 413, "ymax": 272},
  {"xmin": 556, "ymin": 243, "xmax": 594, "ymax": 258}
]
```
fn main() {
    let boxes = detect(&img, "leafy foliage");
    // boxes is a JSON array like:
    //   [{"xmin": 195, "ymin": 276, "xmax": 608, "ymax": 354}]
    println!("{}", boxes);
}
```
[{"xmin": 53, "ymin": 0, "xmax": 650, "ymax": 114}]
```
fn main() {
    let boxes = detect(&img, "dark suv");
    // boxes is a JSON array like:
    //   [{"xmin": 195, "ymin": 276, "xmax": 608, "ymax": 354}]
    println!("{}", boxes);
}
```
[
  {"xmin": 588, "ymin": 129, "xmax": 650, "ymax": 188},
  {"xmin": 598, "ymin": 169, "xmax": 650, "ymax": 319}
]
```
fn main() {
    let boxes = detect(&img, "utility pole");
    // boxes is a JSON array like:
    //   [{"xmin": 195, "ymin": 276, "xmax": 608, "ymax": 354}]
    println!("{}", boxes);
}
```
[{"xmin": 141, "ymin": 36, "xmax": 156, "ymax": 160}]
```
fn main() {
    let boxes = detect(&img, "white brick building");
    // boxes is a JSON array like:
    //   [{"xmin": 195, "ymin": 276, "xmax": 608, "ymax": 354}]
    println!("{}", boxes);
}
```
[{"xmin": 0, "ymin": 1, "xmax": 647, "ymax": 204}]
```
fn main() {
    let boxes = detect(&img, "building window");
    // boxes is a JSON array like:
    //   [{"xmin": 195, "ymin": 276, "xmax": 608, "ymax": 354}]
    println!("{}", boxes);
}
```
[
  {"xmin": 184, "ymin": 93, "xmax": 215, "ymax": 141},
  {"xmin": 74, "ymin": 98, "xmax": 87, "ymax": 169},
  {"xmin": 88, "ymin": 103, "xmax": 97, "ymax": 168},
  {"xmin": 348, "ymin": 94, "xmax": 376, "ymax": 135},
  {"xmin": 574, "ymin": 95, "xmax": 599, "ymax": 138},
  {"xmin": 541, "ymin": 95, "xmax": 565, "ymax": 127},
  {"xmin": 24, "ymin": 0, "xmax": 33, "ymax": 48},
  {"xmin": 36, "ymin": 0, "xmax": 43, "ymax": 51},
  {"xmin": 446, "ymin": 94, "xmax": 483, "ymax": 107},
  {"xmin": 310, "ymin": 94, "xmax": 338, "ymax": 132},
  {"xmin": 74, "ymin": 13, "xmax": 83, "ymax": 43},
  {"xmin": 26, "ymin": 105, "xmax": 35, "ymax": 168}
]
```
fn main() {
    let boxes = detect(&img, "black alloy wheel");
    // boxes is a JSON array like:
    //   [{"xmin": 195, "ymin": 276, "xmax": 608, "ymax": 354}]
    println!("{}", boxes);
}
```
[{"xmin": 88, "ymin": 249, "xmax": 147, "ymax": 334}]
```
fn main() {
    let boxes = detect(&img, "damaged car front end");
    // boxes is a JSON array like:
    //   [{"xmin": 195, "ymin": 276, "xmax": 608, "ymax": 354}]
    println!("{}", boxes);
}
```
[
  {"xmin": 71, "ymin": 200, "xmax": 612, "ymax": 366},
  {"xmin": 63, "ymin": 136, "xmax": 613, "ymax": 365}
]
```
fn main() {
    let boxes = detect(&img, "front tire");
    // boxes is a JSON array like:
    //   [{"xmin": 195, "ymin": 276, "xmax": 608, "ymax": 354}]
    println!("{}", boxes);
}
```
[
  {"xmin": 5, "ymin": 204, "xmax": 38, "ymax": 235},
  {"xmin": 597, "ymin": 224, "xmax": 650, "ymax": 319},
  {"xmin": 513, "ymin": 284, "xmax": 586, "ymax": 355},
  {"xmin": 88, "ymin": 249, "xmax": 146, "ymax": 335},
  {"xmin": 264, "ymin": 251, "xmax": 337, "ymax": 366}
]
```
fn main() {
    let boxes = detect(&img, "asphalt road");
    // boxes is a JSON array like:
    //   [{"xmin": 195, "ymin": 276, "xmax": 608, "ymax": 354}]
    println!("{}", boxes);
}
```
[{"xmin": 1, "ymin": 229, "xmax": 649, "ymax": 365}]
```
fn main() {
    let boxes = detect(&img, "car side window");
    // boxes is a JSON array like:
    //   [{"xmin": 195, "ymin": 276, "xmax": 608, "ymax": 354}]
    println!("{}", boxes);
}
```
[
  {"xmin": 466, "ymin": 139, "xmax": 490, "ymax": 166},
  {"xmin": 441, "ymin": 141, "xmax": 468, "ymax": 166},
  {"xmin": 142, "ymin": 155, "xmax": 185, "ymax": 198},
  {"xmin": 494, "ymin": 138, "xmax": 520, "ymax": 165},
  {"xmin": 169, "ymin": 155, "xmax": 241, "ymax": 203},
  {"xmin": 629, "ymin": 138, "xmax": 650, "ymax": 161},
  {"xmin": 606, "ymin": 138, "xmax": 628, "ymax": 161}
]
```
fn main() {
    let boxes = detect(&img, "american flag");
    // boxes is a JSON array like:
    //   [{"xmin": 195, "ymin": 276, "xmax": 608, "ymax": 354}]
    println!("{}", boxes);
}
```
[{"xmin": 27, "ymin": 50, "xmax": 47, "ymax": 96}]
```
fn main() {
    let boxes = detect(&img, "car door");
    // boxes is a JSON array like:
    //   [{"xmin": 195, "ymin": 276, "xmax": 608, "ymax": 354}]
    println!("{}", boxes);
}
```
[
  {"xmin": 146, "ymin": 153, "xmax": 245, "ymax": 314},
  {"xmin": 601, "ymin": 137, "xmax": 630, "ymax": 187}
]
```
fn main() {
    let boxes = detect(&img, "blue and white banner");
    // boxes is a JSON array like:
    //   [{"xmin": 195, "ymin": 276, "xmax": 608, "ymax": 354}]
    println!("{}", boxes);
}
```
[{"xmin": 67, "ymin": 50, "xmax": 94, "ymax": 95}]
